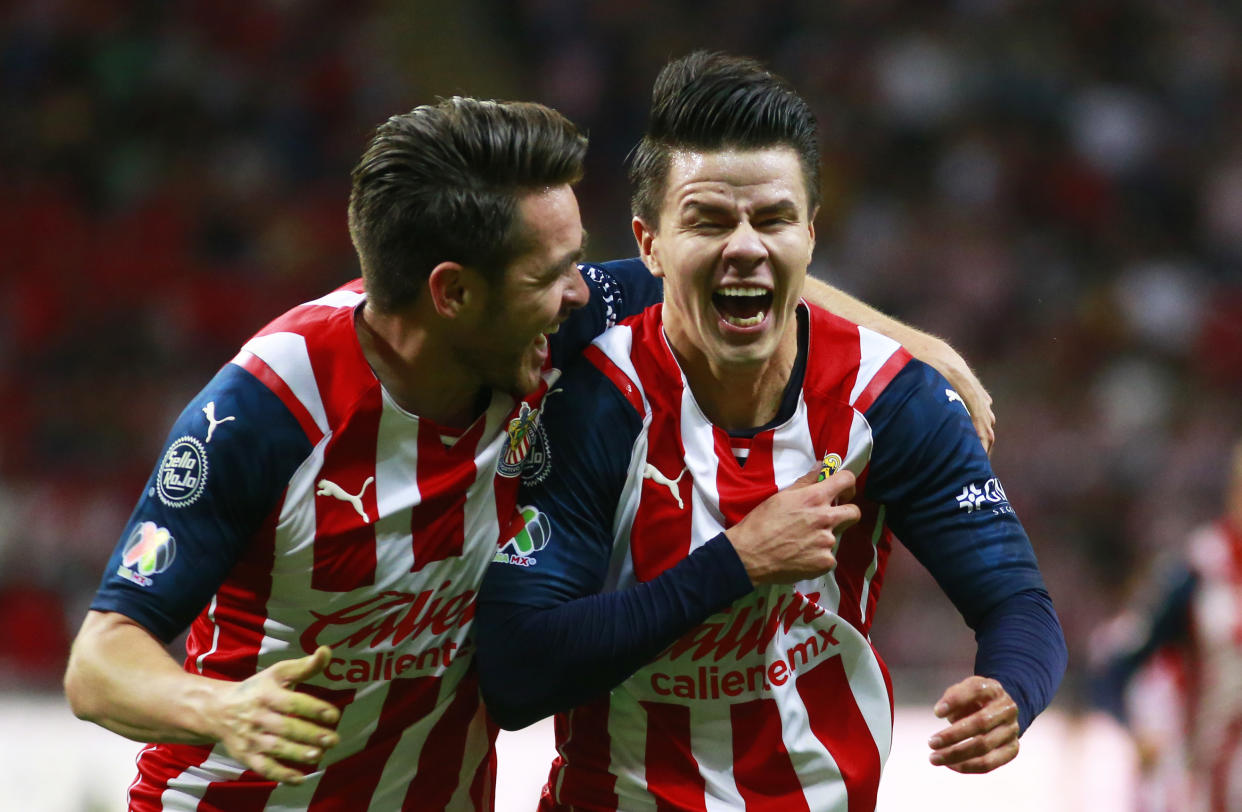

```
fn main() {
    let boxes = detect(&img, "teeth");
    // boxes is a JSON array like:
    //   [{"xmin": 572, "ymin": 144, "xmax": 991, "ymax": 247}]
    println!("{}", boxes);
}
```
[
  {"xmin": 723, "ymin": 311, "xmax": 766, "ymax": 327},
  {"xmin": 716, "ymin": 286, "xmax": 769, "ymax": 297}
]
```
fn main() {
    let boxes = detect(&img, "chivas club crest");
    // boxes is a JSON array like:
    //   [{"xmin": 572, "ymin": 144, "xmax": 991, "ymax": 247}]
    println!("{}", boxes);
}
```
[{"xmin": 497, "ymin": 402, "xmax": 540, "ymax": 478}]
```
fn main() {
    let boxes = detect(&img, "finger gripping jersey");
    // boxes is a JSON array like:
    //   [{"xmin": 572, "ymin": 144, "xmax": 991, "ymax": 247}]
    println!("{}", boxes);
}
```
[
  {"xmin": 88, "ymin": 260, "xmax": 662, "ymax": 812},
  {"xmin": 480, "ymin": 302, "xmax": 1055, "ymax": 812}
]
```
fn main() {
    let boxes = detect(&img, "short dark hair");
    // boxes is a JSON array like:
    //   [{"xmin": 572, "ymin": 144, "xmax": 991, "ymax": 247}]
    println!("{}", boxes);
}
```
[
  {"xmin": 629, "ymin": 51, "xmax": 820, "ymax": 227},
  {"xmin": 348, "ymin": 97, "xmax": 587, "ymax": 312}
]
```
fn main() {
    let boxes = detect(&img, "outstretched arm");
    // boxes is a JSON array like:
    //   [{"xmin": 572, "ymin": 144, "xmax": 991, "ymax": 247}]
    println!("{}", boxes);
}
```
[
  {"xmin": 65, "ymin": 610, "xmax": 341, "ymax": 784},
  {"xmin": 802, "ymin": 277, "xmax": 995, "ymax": 451}
]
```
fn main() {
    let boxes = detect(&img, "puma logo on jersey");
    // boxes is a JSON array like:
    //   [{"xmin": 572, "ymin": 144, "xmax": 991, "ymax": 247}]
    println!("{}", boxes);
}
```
[
  {"xmin": 202, "ymin": 402, "xmax": 236, "ymax": 443},
  {"xmin": 316, "ymin": 476, "xmax": 375, "ymax": 523},
  {"xmin": 643, "ymin": 463, "xmax": 688, "ymax": 510},
  {"xmin": 945, "ymin": 388, "xmax": 965, "ymax": 408}
]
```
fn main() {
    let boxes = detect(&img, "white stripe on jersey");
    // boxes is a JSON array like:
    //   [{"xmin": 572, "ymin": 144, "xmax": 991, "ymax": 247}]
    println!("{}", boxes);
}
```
[
  {"xmin": 593, "ymin": 324, "xmax": 651, "ymax": 414},
  {"xmin": 679, "ymin": 392, "xmax": 726, "ymax": 553},
  {"xmin": 605, "ymin": 430, "xmax": 648, "ymax": 593},
  {"xmin": 606, "ymin": 689, "xmax": 658, "ymax": 812},
  {"xmin": 193, "ymin": 594, "xmax": 221, "ymax": 674},
  {"xmin": 234, "ymin": 334, "xmax": 330, "ymax": 437},
  {"xmin": 161, "ymin": 747, "xmax": 248, "ymax": 810},
  {"xmin": 690, "ymin": 707, "xmax": 746, "ymax": 811},
  {"xmin": 306, "ymin": 289, "xmax": 366, "ymax": 309},
  {"xmin": 771, "ymin": 622, "xmax": 851, "ymax": 812},
  {"xmin": 849, "ymin": 326, "xmax": 902, "ymax": 406}
]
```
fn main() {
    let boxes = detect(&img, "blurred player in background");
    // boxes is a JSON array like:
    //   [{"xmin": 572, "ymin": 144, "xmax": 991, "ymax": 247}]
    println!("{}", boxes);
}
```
[
  {"xmin": 1095, "ymin": 438, "xmax": 1242, "ymax": 812},
  {"xmin": 62, "ymin": 91, "xmax": 994, "ymax": 809},
  {"xmin": 475, "ymin": 51, "xmax": 1067, "ymax": 811}
]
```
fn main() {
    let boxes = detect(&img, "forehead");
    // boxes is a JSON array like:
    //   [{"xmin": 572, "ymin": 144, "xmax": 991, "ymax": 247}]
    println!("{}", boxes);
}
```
[
  {"xmin": 662, "ymin": 147, "xmax": 808, "ymax": 212},
  {"xmin": 506, "ymin": 185, "xmax": 583, "ymax": 268}
]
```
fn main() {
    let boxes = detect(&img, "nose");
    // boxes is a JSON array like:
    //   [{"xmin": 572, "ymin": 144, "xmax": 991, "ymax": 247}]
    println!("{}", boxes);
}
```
[
  {"xmin": 562, "ymin": 263, "xmax": 590, "ymax": 312},
  {"xmin": 722, "ymin": 221, "xmax": 767, "ymax": 269}
]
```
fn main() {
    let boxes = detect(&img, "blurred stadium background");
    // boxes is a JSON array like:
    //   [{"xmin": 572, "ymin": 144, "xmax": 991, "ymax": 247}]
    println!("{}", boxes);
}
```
[{"xmin": 1, "ymin": 0, "xmax": 1239, "ymax": 808}]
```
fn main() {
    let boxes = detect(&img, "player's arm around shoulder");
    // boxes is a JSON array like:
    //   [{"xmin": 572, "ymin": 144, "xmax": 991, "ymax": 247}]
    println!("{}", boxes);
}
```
[{"xmin": 801, "ymin": 276, "xmax": 995, "ymax": 451}]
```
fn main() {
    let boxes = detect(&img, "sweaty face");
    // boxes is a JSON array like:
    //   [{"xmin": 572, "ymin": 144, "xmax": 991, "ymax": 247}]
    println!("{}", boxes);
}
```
[
  {"xmin": 464, "ymin": 185, "xmax": 589, "ymax": 396},
  {"xmin": 637, "ymin": 147, "xmax": 815, "ymax": 373}
]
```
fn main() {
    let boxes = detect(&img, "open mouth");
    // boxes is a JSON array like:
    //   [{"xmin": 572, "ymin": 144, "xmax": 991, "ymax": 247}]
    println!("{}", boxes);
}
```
[{"xmin": 712, "ymin": 286, "xmax": 773, "ymax": 328}]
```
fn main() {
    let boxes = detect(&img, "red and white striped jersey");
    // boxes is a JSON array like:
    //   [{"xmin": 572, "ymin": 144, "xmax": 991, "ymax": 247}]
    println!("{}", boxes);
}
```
[
  {"xmin": 542, "ymin": 303, "xmax": 910, "ymax": 811},
  {"xmin": 94, "ymin": 280, "xmax": 558, "ymax": 810},
  {"xmin": 1185, "ymin": 520, "xmax": 1242, "ymax": 810}
]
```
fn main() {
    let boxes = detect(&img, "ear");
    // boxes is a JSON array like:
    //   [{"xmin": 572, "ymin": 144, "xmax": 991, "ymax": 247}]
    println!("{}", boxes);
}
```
[
  {"xmin": 807, "ymin": 207, "xmax": 817, "ymax": 258},
  {"xmin": 426, "ymin": 261, "xmax": 481, "ymax": 319},
  {"xmin": 632, "ymin": 216, "xmax": 663, "ymax": 278}
]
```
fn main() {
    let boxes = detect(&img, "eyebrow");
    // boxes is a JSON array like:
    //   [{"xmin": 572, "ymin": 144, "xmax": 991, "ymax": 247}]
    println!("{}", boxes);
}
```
[
  {"xmin": 551, "ymin": 229, "xmax": 589, "ymax": 273},
  {"xmin": 682, "ymin": 199, "xmax": 800, "ymax": 217}
]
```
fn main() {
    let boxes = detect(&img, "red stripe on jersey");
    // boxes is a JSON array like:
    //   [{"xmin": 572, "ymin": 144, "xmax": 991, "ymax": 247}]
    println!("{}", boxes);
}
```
[
  {"xmin": 467, "ymin": 719, "xmax": 499, "ymax": 812},
  {"xmin": 128, "ymin": 743, "xmax": 214, "ymax": 811},
  {"xmin": 628, "ymin": 313, "xmax": 696, "ymax": 582},
  {"xmin": 259, "ymin": 293, "xmax": 378, "ymax": 430},
  {"xmin": 852, "ymin": 347, "xmax": 912, "ymax": 413},
  {"xmin": 409, "ymin": 417, "xmax": 484, "ymax": 572},
  {"xmin": 545, "ymin": 698, "xmax": 618, "ymax": 810},
  {"xmin": 403, "ymin": 672, "xmax": 484, "ymax": 809},
  {"xmin": 311, "ymin": 386, "xmax": 383, "ymax": 591},
  {"xmin": 583, "ymin": 344, "xmax": 645, "ymax": 417},
  {"xmin": 310, "ymin": 676, "xmax": 441, "ymax": 807},
  {"xmin": 803, "ymin": 304, "xmax": 863, "ymax": 407},
  {"xmin": 798, "ymin": 655, "xmax": 881, "ymax": 812},
  {"xmin": 195, "ymin": 770, "xmax": 276, "ymax": 811},
  {"xmin": 832, "ymin": 498, "xmax": 885, "ymax": 632},
  {"xmin": 236, "ymin": 353, "xmax": 324, "ymax": 446},
  {"xmin": 712, "ymin": 427, "xmax": 776, "ymax": 527},
  {"xmin": 640, "ymin": 701, "xmax": 708, "ymax": 812},
  {"xmin": 731, "ymin": 697, "xmax": 810, "ymax": 811}
]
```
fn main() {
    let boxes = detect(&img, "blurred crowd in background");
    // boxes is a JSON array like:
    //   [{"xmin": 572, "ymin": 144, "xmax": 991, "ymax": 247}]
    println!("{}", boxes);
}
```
[{"xmin": 0, "ymin": 0, "xmax": 1239, "ymax": 721}]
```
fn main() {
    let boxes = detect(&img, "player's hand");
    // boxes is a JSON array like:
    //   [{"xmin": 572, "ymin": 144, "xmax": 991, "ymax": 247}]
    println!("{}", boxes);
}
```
[
  {"xmin": 908, "ymin": 337, "xmax": 995, "ymax": 453},
  {"xmin": 209, "ymin": 645, "xmax": 342, "ymax": 784},
  {"xmin": 927, "ymin": 676, "xmax": 1019, "ymax": 773},
  {"xmin": 725, "ymin": 468, "xmax": 861, "ymax": 584}
]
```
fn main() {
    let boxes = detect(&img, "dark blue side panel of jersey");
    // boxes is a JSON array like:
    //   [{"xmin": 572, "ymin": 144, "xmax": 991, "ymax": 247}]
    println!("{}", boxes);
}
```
[
  {"xmin": 551, "ymin": 258, "xmax": 663, "ymax": 367},
  {"xmin": 90, "ymin": 363, "xmax": 312, "ymax": 642}
]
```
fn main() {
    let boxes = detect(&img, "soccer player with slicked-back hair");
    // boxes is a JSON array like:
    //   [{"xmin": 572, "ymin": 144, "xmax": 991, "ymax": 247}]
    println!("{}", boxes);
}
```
[
  {"xmin": 476, "ymin": 52, "xmax": 1066, "ymax": 811},
  {"xmin": 65, "ymin": 89, "xmax": 1000, "ymax": 810}
]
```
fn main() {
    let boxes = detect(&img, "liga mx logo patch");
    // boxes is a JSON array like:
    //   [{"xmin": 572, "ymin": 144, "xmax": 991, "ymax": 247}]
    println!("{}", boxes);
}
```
[
  {"xmin": 494, "ymin": 505, "xmax": 551, "ymax": 567},
  {"xmin": 117, "ymin": 521, "xmax": 177, "ymax": 587},
  {"xmin": 497, "ymin": 402, "xmax": 540, "ymax": 478}
]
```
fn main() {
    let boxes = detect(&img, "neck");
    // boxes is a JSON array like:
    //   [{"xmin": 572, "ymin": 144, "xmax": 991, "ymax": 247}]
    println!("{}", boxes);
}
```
[
  {"xmin": 355, "ymin": 303, "xmax": 487, "ymax": 429},
  {"xmin": 666, "ymin": 327, "xmax": 799, "ymax": 432}
]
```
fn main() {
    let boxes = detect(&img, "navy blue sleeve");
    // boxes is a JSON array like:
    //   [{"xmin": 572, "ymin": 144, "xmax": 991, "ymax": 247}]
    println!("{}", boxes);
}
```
[
  {"xmin": 549, "ymin": 257, "xmax": 663, "ymax": 367},
  {"xmin": 475, "ymin": 356, "xmax": 752, "ymax": 730},
  {"xmin": 1091, "ymin": 567, "xmax": 1196, "ymax": 723},
  {"xmin": 864, "ymin": 360, "xmax": 1067, "ymax": 732},
  {"xmin": 90, "ymin": 363, "xmax": 312, "ymax": 642}
]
